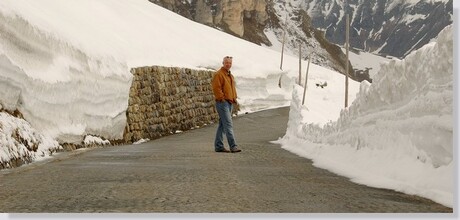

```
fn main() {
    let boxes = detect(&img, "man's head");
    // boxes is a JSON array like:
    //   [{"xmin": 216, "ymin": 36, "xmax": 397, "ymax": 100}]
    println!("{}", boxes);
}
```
[{"xmin": 222, "ymin": 56, "xmax": 232, "ymax": 71}]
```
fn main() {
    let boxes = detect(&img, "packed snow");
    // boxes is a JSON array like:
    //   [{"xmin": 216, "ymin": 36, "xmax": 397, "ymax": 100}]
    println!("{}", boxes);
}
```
[
  {"xmin": 275, "ymin": 25, "xmax": 453, "ymax": 208},
  {"xmin": 0, "ymin": 111, "xmax": 61, "ymax": 165},
  {"xmin": 0, "ymin": 0, "xmax": 337, "ymax": 144},
  {"xmin": 0, "ymin": 0, "xmax": 455, "ymax": 217},
  {"xmin": 343, "ymin": 48, "xmax": 394, "ymax": 79}
]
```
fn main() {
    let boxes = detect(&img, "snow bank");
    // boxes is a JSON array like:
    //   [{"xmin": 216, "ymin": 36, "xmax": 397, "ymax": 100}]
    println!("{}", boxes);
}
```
[
  {"xmin": 83, "ymin": 135, "xmax": 110, "ymax": 147},
  {"xmin": 0, "ymin": 10, "xmax": 131, "ymax": 143},
  {"xmin": 0, "ymin": 0, "xmax": 306, "ymax": 143},
  {"xmin": 277, "ymin": 25, "xmax": 453, "ymax": 207},
  {"xmin": 0, "ymin": 112, "xmax": 61, "ymax": 168}
]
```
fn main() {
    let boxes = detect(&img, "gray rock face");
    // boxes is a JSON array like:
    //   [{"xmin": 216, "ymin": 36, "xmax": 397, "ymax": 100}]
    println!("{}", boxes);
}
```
[
  {"xmin": 304, "ymin": 0, "xmax": 453, "ymax": 58},
  {"xmin": 149, "ymin": 0, "xmax": 269, "ymax": 44}
]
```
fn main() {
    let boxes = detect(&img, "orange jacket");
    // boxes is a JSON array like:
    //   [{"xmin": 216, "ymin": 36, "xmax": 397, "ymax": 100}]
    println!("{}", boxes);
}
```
[{"xmin": 212, "ymin": 67, "xmax": 237, "ymax": 103}]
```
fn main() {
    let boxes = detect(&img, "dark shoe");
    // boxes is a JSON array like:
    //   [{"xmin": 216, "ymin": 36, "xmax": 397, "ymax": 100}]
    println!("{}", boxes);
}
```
[
  {"xmin": 215, "ymin": 148, "xmax": 230, "ymax": 153},
  {"xmin": 230, "ymin": 147, "xmax": 241, "ymax": 153}
]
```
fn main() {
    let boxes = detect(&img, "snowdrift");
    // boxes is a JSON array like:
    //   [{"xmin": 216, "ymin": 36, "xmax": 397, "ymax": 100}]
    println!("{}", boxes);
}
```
[{"xmin": 278, "ymin": 25, "xmax": 453, "ymax": 207}]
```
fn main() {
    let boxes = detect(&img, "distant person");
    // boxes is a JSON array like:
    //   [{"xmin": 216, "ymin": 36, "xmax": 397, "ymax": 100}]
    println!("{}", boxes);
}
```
[{"xmin": 211, "ymin": 56, "xmax": 241, "ymax": 153}]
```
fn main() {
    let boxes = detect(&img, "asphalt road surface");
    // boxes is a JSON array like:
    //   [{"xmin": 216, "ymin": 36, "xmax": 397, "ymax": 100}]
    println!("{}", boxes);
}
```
[{"xmin": 0, "ymin": 107, "xmax": 453, "ymax": 213}]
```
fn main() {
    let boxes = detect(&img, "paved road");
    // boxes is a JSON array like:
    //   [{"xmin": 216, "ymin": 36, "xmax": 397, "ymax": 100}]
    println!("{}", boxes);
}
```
[{"xmin": 0, "ymin": 107, "xmax": 453, "ymax": 213}]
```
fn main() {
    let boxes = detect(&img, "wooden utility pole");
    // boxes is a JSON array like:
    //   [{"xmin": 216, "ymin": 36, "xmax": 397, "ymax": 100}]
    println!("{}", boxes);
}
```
[
  {"xmin": 280, "ymin": 14, "xmax": 287, "ymax": 70},
  {"xmin": 345, "ymin": 14, "xmax": 350, "ymax": 108},
  {"xmin": 298, "ymin": 42, "xmax": 302, "ymax": 85},
  {"xmin": 302, "ymin": 55, "xmax": 311, "ymax": 105},
  {"xmin": 280, "ymin": 31, "xmax": 286, "ymax": 70}
]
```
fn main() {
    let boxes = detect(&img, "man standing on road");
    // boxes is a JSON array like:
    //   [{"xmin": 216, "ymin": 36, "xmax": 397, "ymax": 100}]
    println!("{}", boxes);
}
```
[{"xmin": 212, "ymin": 56, "xmax": 241, "ymax": 153}]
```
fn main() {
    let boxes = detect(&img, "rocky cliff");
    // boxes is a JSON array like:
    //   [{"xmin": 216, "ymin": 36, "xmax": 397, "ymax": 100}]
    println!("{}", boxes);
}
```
[
  {"xmin": 149, "ymin": 0, "xmax": 270, "ymax": 44},
  {"xmin": 302, "ymin": 0, "xmax": 453, "ymax": 58},
  {"xmin": 149, "ymin": 0, "xmax": 369, "ymax": 82}
]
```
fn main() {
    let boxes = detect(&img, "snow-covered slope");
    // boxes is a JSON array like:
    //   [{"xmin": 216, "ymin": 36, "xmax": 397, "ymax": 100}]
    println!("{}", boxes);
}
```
[
  {"xmin": 277, "ymin": 25, "xmax": 453, "ymax": 207},
  {"xmin": 0, "ymin": 0, "xmax": 359, "ymax": 144}
]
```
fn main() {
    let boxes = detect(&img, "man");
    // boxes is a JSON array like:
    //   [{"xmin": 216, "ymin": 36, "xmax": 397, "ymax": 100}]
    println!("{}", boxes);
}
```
[{"xmin": 211, "ymin": 56, "xmax": 241, "ymax": 153}]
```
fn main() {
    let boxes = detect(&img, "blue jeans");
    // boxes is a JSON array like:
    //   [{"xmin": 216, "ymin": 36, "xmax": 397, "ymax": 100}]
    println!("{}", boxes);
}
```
[{"xmin": 214, "ymin": 101, "xmax": 238, "ymax": 151}]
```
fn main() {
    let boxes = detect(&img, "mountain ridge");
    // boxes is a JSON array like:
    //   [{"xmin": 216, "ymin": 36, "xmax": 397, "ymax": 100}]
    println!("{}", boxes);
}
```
[
  {"xmin": 150, "ymin": 0, "xmax": 452, "ymax": 82},
  {"xmin": 150, "ymin": 0, "xmax": 371, "ymax": 82},
  {"xmin": 300, "ymin": 0, "xmax": 453, "ymax": 58}
]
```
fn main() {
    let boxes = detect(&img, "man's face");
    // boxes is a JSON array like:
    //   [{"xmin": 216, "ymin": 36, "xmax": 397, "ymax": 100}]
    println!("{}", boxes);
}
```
[{"xmin": 223, "ymin": 58, "xmax": 232, "ymax": 71}]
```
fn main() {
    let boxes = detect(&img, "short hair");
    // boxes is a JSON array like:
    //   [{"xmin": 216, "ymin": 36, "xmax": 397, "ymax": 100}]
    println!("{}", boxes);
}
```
[{"xmin": 223, "ymin": 56, "xmax": 233, "ymax": 62}]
